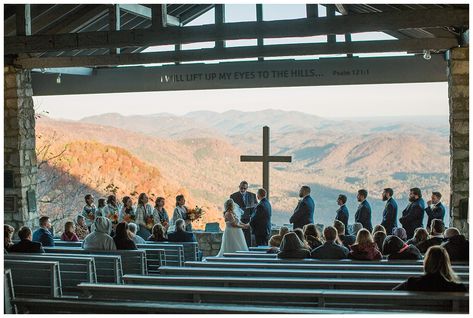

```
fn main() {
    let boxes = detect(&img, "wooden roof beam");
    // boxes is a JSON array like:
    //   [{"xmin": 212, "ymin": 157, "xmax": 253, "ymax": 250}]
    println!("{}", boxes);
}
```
[
  {"xmin": 14, "ymin": 37, "xmax": 459, "ymax": 69},
  {"xmin": 5, "ymin": 8, "xmax": 468, "ymax": 55},
  {"xmin": 119, "ymin": 4, "xmax": 180, "ymax": 26}
]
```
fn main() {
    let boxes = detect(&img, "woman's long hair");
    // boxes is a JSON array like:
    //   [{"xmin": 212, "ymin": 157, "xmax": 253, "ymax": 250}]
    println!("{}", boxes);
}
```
[
  {"xmin": 138, "ymin": 193, "xmax": 147, "ymax": 207},
  {"xmin": 152, "ymin": 223, "xmax": 166, "ymax": 240},
  {"xmin": 224, "ymin": 199, "xmax": 235, "ymax": 216},
  {"xmin": 175, "ymin": 194, "xmax": 185, "ymax": 207},
  {"xmin": 64, "ymin": 221, "xmax": 74, "ymax": 234},
  {"xmin": 280, "ymin": 232, "xmax": 305, "ymax": 252},
  {"xmin": 355, "ymin": 229, "xmax": 374, "ymax": 245},
  {"xmin": 413, "ymin": 227, "xmax": 429, "ymax": 243},
  {"xmin": 372, "ymin": 224, "xmax": 386, "ymax": 235},
  {"xmin": 114, "ymin": 222, "xmax": 131, "ymax": 240},
  {"xmin": 424, "ymin": 246, "xmax": 460, "ymax": 283},
  {"xmin": 4, "ymin": 224, "xmax": 14, "ymax": 246},
  {"xmin": 155, "ymin": 197, "xmax": 164, "ymax": 209}
]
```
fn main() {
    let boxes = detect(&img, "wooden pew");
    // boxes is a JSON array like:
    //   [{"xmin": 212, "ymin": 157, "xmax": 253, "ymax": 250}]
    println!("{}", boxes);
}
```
[
  {"xmin": 123, "ymin": 274, "xmax": 408, "ymax": 290},
  {"xmin": 4, "ymin": 260, "xmax": 62, "ymax": 298},
  {"xmin": 4, "ymin": 269, "xmax": 17, "ymax": 314},
  {"xmin": 136, "ymin": 244, "xmax": 182, "ymax": 267},
  {"xmin": 77, "ymin": 283, "xmax": 469, "ymax": 312},
  {"xmin": 158, "ymin": 266, "xmax": 469, "ymax": 281},
  {"xmin": 44, "ymin": 247, "xmax": 146, "ymax": 275},
  {"xmin": 189, "ymin": 260, "xmax": 469, "ymax": 273},
  {"xmin": 12, "ymin": 298, "xmax": 394, "ymax": 314},
  {"xmin": 144, "ymin": 242, "xmax": 198, "ymax": 262},
  {"xmin": 5, "ymin": 254, "xmax": 96, "ymax": 295},
  {"xmin": 46, "ymin": 252, "xmax": 122, "ymax": 284}
]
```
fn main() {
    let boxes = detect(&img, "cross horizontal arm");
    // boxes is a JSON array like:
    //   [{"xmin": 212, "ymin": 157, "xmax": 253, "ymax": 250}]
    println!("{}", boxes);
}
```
[
  {"xmin": 240, "ymin": 155, "xmax": 292, "ymax": 163},
  {"xmin": 5, "ymin": 8, "xmax": 468, "ymax": 54},
  {"xmin": 268, "ymin": 156, "xmax": 292, "ymax": 163},
  {"xmin": 240, "ymin": 156, "xmax": 263, "ymax": 162}
]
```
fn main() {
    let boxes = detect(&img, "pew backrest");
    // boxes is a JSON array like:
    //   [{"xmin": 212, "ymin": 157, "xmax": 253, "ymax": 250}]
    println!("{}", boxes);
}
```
[
  {"xmin": 4, "ymin": 269, "xmax": 17, "ymax": 314},
  {"xmin": 4, "ymin": 260, "xmax": 62, "ymax": 298},
  {"xmin": 76, "ymin": 283, "xmax": 469, "ymax": 312},
  {"xmin": 137, "ymin": 244, "xmax": 184, "ymax": 267},
  {"xmin": 148, "ymin": 242, "xmax": 199, "ymax": 262},
  {"xmin": 5, "ymin": 254, "xmax": 96, "ymax": 295}
]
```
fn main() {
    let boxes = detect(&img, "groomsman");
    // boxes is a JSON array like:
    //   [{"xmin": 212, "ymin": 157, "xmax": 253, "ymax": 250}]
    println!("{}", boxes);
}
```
[
  {"xmin": 250, "ymin": 188, "xmax": 272, "ymax": 246},
  {"xmin": 289, "ymin": 186, "xmax": 315, "ymax": 230},
  {"xmin": 230, "ymin": 181, "xmax": 257, "ymax": 247},
  {"xmin": 355, "ymin": 189, "xmax": 372, "ymax": 233},
  {"xmin": 399, "ymin": 187, "xmax": 425, "ymax": 239},
  {"xmin": 335, "ymin": 194, "xmax": 349, "ymax": 230},
  {"xmin": 381, "ymin": 188, "xmax": 398, "ymax": 235},
  {"xmin": 425, "ymin": 191, "xmax": 446, "ymax": 230}
]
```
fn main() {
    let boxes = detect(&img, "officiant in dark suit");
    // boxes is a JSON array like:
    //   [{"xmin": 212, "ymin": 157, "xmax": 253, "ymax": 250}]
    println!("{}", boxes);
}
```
[
  {"xmin": 289, "ymin": 186, "xmax": 315, "ymax": 230},
  {"xmin": 230, "ymin": 181, "xmax": 257, "ymax": 246},
  {"xmin": 250, "ymin": 188, "xmax": 272, "ymax": 246}
]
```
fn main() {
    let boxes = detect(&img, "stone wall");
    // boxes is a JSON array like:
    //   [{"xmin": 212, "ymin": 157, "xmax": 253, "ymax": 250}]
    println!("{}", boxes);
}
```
[
  {"xmin": 4, "ymin": 66, "xmax": 38, "ymax": 230},
  {"xmin": 448, "ymin": 47, "xmax": 469, "ymax": 237},
  {"xmin": 194, "ymin": 231, "xmax": 223, "ymax": 257}
]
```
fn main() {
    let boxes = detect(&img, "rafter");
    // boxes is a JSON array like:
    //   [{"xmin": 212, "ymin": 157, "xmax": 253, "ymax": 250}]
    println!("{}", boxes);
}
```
[{"xmin": 5, "ymin": 8, "xmax": 468, "ymax": 55}]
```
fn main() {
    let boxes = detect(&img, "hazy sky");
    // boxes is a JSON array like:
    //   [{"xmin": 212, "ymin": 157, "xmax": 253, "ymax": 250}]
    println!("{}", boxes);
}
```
[{"xmin": 32, "ymin": 4, "xmax": 449, "ymax": 120}]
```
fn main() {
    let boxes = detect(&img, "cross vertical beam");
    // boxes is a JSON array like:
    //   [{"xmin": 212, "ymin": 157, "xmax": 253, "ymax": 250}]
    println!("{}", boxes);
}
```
[{"xmin": 241, "ymin": 126, "xmax": 292, "ymax": 199}]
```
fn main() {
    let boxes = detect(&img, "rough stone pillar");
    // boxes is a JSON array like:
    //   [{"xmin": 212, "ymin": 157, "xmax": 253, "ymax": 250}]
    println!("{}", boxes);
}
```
[
  {"xmin": 447, "ymin": 47, "xmax": 469, "ymax": 237},
  {"xmin": 4, "ymin": 65, "xmax": 38, "ymax": 230}
]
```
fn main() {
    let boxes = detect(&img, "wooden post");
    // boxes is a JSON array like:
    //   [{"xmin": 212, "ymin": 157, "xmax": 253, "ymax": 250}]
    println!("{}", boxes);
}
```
[
  {"xmin": 215, "ymin": 4, "xmax": 225, "ymax": 50},
  {"xmin": 256, "ymin": 4, "xmax": 263, "ymax": 61},
  {"xmin": 16, "ymin": 4, "xmax": 31, "ymax": 36},
  {"xmin": 109, "ymin": 4, "xmax": 120, "ymax": 54}
]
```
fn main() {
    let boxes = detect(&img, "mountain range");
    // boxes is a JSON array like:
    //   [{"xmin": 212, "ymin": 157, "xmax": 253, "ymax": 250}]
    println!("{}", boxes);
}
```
[{"xmin": 37, "ymin": 109, "xmax": 450, "ymax": 231}]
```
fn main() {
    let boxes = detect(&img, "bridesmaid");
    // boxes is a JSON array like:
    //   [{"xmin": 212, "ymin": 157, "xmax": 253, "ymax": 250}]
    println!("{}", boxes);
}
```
[
  {"xmin": 172, "ymin": 194, "xmax": 192, "ymax": 232},
  {"xmin": 135, "ymin": 193, "xmax": 154, "ymax": 239},
  {"xmin": 120, "ymin": 196, "xmax": 135, "ymax": 222},
  {"xmin": 153, "ymin": 197, "xmax": 170, "ymax": 233},
  {"xmin": 81, "ymin": 194, "xmax": 97, "ymax": 230},
  {"xmin": 96, "ymin": 198, "xmax": 106, "ymax": 217},
  {"xmin": 103, "ymin": 195, "xmax": 120, "ymax": 234}
]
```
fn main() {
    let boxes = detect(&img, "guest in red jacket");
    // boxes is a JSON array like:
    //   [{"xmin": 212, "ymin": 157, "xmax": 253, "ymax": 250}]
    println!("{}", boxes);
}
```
[{"xmin": 348, "ymin": 229, "xmax": 382, "ymax": 260}]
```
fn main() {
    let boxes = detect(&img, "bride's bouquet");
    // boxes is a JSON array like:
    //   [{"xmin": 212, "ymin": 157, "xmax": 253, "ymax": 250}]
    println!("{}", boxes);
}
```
[{"xmin": 186, "ymin": 206, "xmax": 205, "ymax": 222}]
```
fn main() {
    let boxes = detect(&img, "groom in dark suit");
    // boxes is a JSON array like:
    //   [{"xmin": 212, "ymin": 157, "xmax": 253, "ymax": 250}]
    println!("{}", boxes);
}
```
[
  {"xmin": 230, "ymin": 181, "xmax": 257, "ymax": 247},
  {"xmin": 250, "ymin": 188, "xmax": 272, "ymax": 246},
  {"xmin": 289, "ymin": 185, "xmax": 315, "ymax": 230}
]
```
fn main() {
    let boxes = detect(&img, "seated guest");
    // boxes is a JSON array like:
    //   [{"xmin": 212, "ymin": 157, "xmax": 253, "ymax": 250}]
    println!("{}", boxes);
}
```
[
  {"xmin": 348, "ymin": 229, "xmax": 382, "ymax": 261},
  {"xmin": 293, "ymin": 228, "xmax": 311, "ymax": 250},
  {"xmin": 9, "ymin": 226, "xmax": 44, "ymax": 253},
  {"xmin": 417, "ymin": 219, "xmax": 445, "ymax": 254},
  {"xmin": 60, "ymin": 221, "xmax": 79, "ymax": 241},
  {"xmin": 167, "ymin": 219, "xmax": 196, "ymax": 243},
  {"xmin": 442, "ymin": 227, "xmax": 469, "ymax": 262},
  {"xmin": 113, "ymin": 222, "xmax": 137, "ymax": 250},
  {"xmin": 304, "ymin": 224, "xmax": 324, "ymax": 250},
  {"xmin": 4, "ymin": 224, "xmax": 15, "ymax": 252},
  {"xmin": 148, "ymin": 223, "xmax": 168, "ymax": 242},
  {"xmin": 75, "ymin": 215, "xmax": 90, "ymax": 240},
  {"xmin": 269, "ymin": 226, "xmax": 289, "ymax": 248},
  {"xmin": 392, "ymin": 227, "xmax": 407, "ymax": 242},
  {"xmin": 311, "ymin": 226, "xmax": 349, "ymax": 259},
  {"xmin": 333, "ymin": 220, "xmax": 355, "ymax": 248},
  {"xmin": 382, "ymin": 235, "xmax": 422, "ymax": 260},
  {"xmin": 83, "ymin": 217, "xmax": 116, "ymax": 251},
  {"xmin": 128, "ymin": 223, "xmax": 146, "ymax": 244},
  {"xmin": 373, "ymin": 231, "xmax": 387, "ymax": 253},
  {"xmin": 372, "ymin": 224, "xmax": 386, "ymax": 235},
  {"xmin": 351, "ymin": 222, "xmax": 363, "ymax": 236},
  {"xmin": 394, "ymin": 246, "xmax": 466, "ymax": 291},
  {"xmin": 278, "ymin": 232, "xmax": 310, "ymax": 259},
  {"xmin": 406, "ymin": 227, "xmax": 429, "ymax": 246},
  {"xmin": 32, "ymin": 216, "xmax": 54, "ymax": 247}
]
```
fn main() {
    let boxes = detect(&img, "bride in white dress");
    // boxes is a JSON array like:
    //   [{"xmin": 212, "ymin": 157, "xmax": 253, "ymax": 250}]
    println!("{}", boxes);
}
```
[{"xmin": 216, "ymin": 199, "xmax": 250, "ymax": 257}]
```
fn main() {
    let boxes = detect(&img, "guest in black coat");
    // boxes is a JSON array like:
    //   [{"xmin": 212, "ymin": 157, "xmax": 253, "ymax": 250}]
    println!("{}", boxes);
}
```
[
  {"xmin": 382, "ymin": 235, "xmax": 422, "ymax": 260},
  {"xmin": 167, "ymin": 219, "xmax": 196, "ymax": 243},
  {"xmin": 394, "ymin": 246, "xmax": 466, "ymax": 292},
  {"xmin": 333, "ymin": 220, "xmax": 355, "ymax": 249},
  {"xmin": 399, "ymin": 187, "xmax": 425, "ymax": 239},
  {"xmin": 113, "ymin": 222, "xmax": 137, "ymax": 250},
  {"xmin": 9, "ymin": 226, "xmax": 44, "ymax": 253},
  {"xmin": 442, "ymin": 228, "xmax": 469, "ymax": 262},
  {"xmin": 335, "ymin": 194, "xmax": 349, "ymax": 230},
  {"xmin": 250, "ymin": 188, "xmax": 272, "ymax": 246},
  {"xmin": 277, "ymin": 232, "xmax": 310, "ymax": 259},
  {"xmin": 230, "ymin": 181, "xmax": 258, "ymax": 247},
  {"xmin": 373, "ymin": 231, "xmax": 387, "ymax": 254},
  {"xmin": 147, "ymin": 223, "xmax": 168, "ymax": 242},
  {"xmin": 380, "ymin": 188, "xmax": 398, "ymax": 235},
  {"xmin": 425, "ymin": 191, "xmax": 446, "ymax": 230},
  {"xmin": 311, "ymin": 226, "xmax": 349, "ymax": 259},
  {"xmin": 354, "ymin": 189, "xmax": 372, "ymax": 232},
  {"xmin": 417, "ymin": 219, "xmax": 445, "ymax": 254},
  {"xmin": 406, "ymin": 228, "xmax": 429, "ymax": 246},
  {"xmin": 289, "ymin": 186, "xmax": 315, "ymax": 230},
  {"xmin": 304, "ymin": 224, "xmax": 324, "ymax": 250}
]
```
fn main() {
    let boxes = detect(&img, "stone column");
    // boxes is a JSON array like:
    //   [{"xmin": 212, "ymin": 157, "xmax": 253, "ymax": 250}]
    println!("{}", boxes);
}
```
[
  {"xmin": 447, "ymin": 47, "xmax": 469, "ymax": 237},
  {"xmin": 4, "ymin": 65, "xmax": 38, "ymax": 230}
]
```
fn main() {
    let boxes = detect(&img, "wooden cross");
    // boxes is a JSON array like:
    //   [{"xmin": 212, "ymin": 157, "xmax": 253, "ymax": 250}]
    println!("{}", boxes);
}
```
[{"xmin": 240, "ymin": 126, "xmax": 292, "ymax": 199}]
